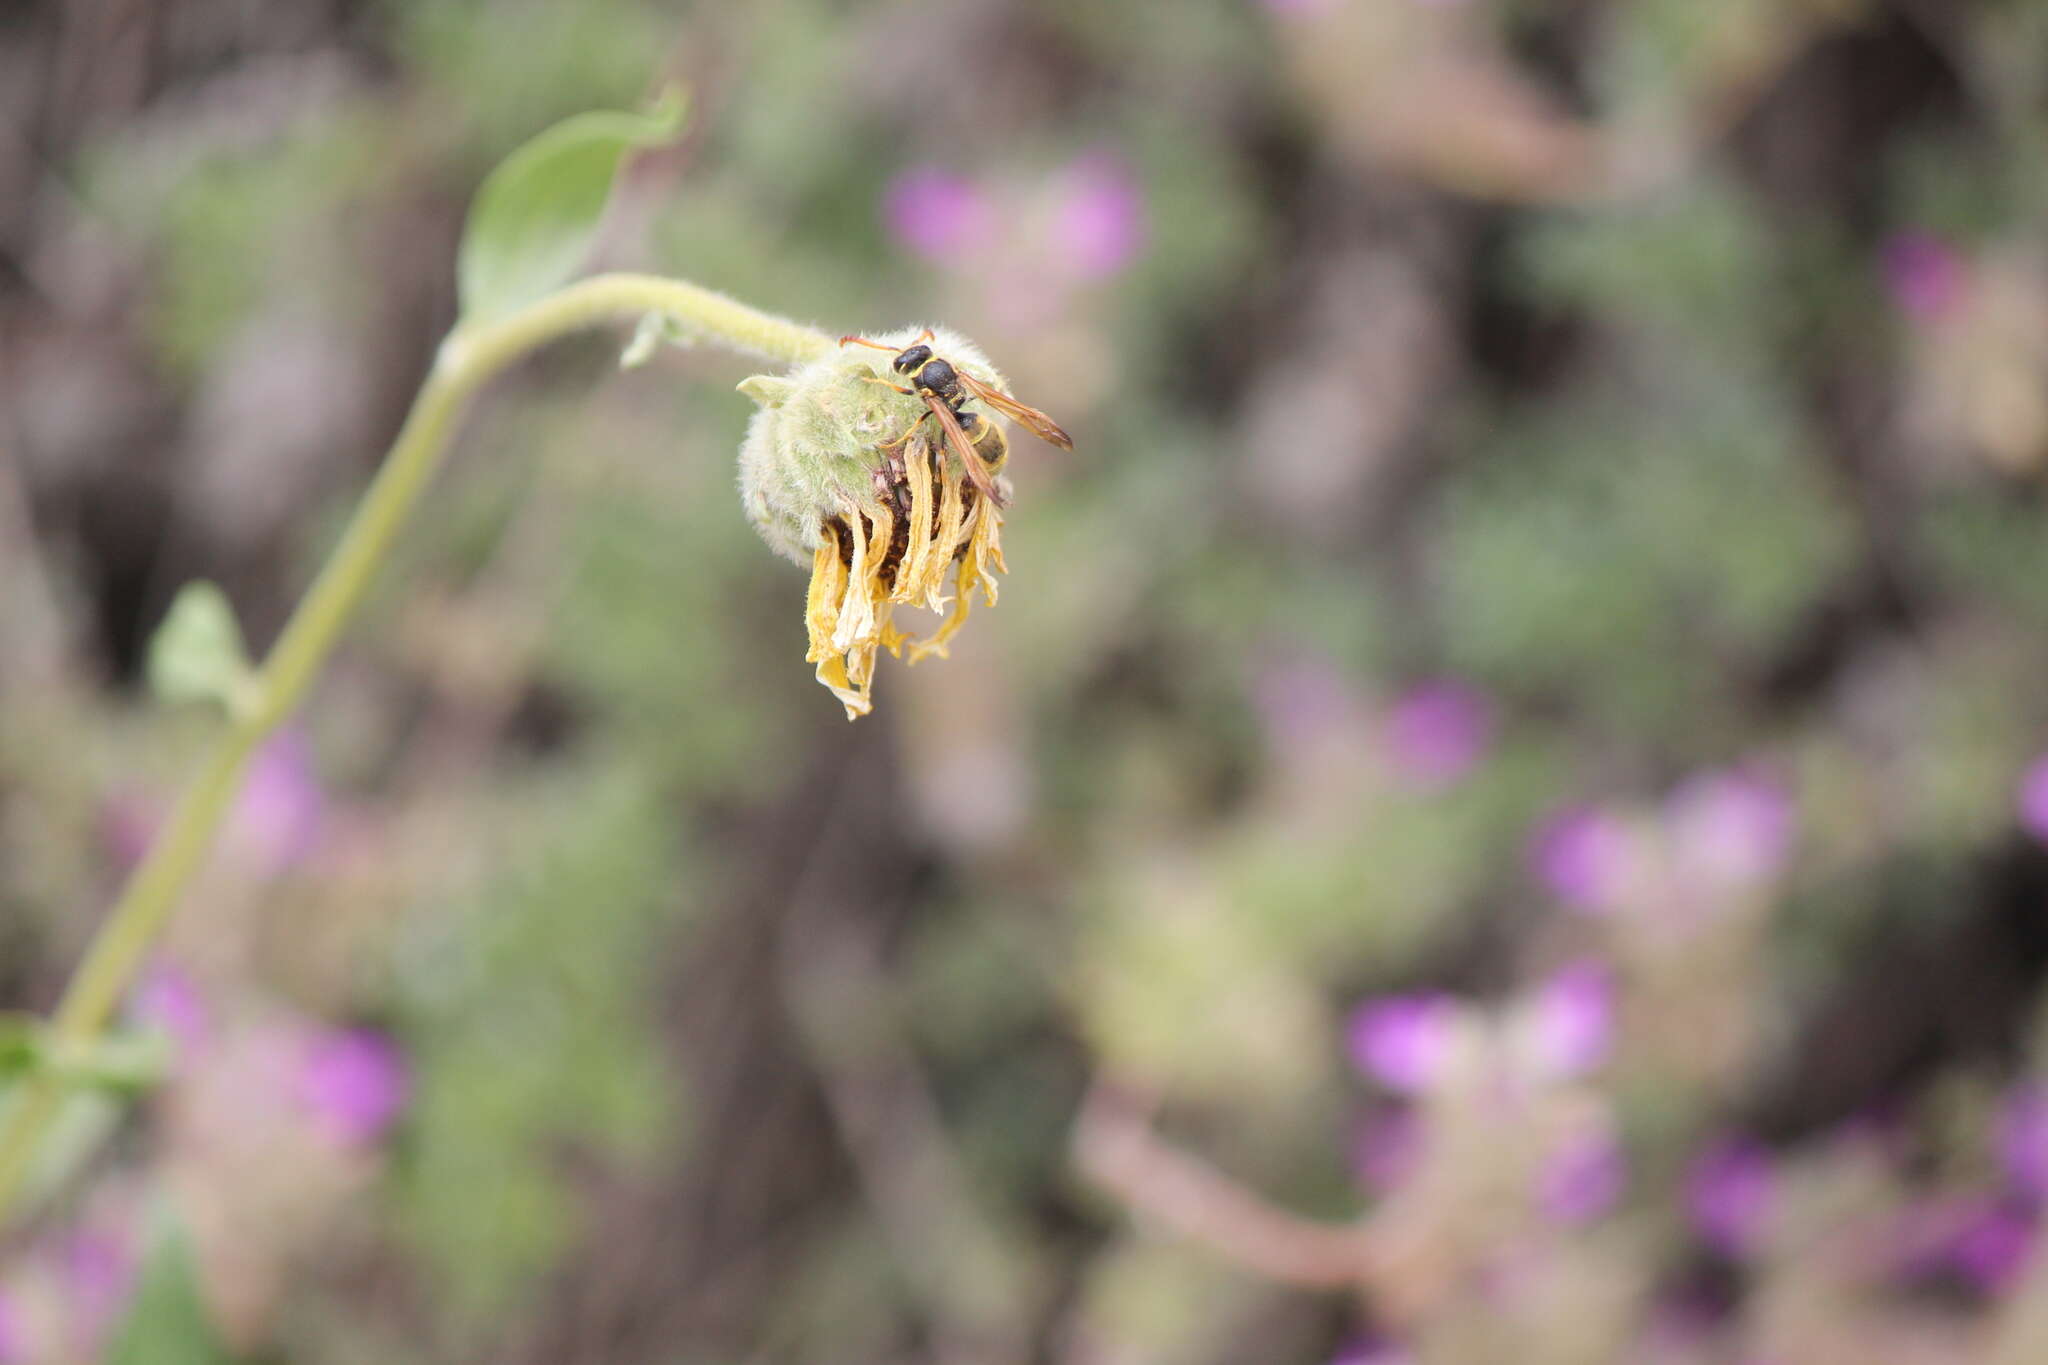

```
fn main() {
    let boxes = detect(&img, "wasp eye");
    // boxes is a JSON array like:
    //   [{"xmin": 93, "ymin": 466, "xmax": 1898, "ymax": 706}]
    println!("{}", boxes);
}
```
[{"xmin": 892, "ymin": 344, "xmax": 933, "ymax": 375}]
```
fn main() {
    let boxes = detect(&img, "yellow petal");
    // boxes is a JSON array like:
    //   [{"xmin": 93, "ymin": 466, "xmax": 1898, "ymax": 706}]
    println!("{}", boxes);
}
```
[
  {"xmin": 830, "ymin": 509, "xmax": 876, "ymax": 654},
  {"xmin": 804, "ymin": 523, "xmax": 848, "ymax": 664},
  {"xmin": 892, "ymin": 437, "xmax": 938, "ymax": 605},
  {"xmin": 812, "ymin": 651, "xmax": 871, "ymax": 720},
  {"xmin": 926, "ymin": 457, "xmax": 967, "ymax": 613}
]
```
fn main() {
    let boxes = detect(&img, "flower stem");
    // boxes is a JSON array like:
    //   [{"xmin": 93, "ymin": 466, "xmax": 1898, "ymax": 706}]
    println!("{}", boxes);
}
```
[{"xmin": 0, "ymin": 273, "xmax": 833, "ymax": 1225}]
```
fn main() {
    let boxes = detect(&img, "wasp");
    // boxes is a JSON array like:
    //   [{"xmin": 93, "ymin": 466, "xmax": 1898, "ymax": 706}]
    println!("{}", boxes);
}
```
[{"xmin": 838, "ymin": 331, "xmax": 1074, "ymax": 510}]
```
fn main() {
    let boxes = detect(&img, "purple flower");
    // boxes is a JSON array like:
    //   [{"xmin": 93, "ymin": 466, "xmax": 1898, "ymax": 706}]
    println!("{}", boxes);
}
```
[
  {"xmin": 1347, "ymin": 994, "xmax": 1462, "ymax": 1093},
  {"xmin": 1948, "ymin": 1205, "xmax": 2035, "ymax": 1292},
  {"xmin": 1520, "ymin": 961, "xmax": 1612, "ymax": 1079},
  {"xmin": 1882, "ymin": 232, "xmax": 1966, "ymax": 323},
  {"xmin": 1530, "ymin": 806, "xmax": 1637, "ymax": 913},
  {"xmin": 1054, "ymin": 154, "xmax": 1146, "ymax": 279},
  {"xmin": 1999, "ymin": 1087, "xmax": 2048, "ymax": 1202},
  {"xmin": 298, "ymin": 1028, "xmax": 409, "ymax": 1146},
  {"xmin": 1540, "ymin": 1124, "xmax": 1626, "ymax": 1225},
  {"xmin": 1254, "ymin": 653, "xmax": 1368, "ymax": 770},
  {"xmin": 1687, "ymin": 1139, "xmax": 1775, "ymax": 1257},
  {"xmin": 63, "ymin": 1229, "xmax": 135, "ymax": 1336},
  {"xmin": 1382, "ymin": 681, "xmax": 1493, "ymax": 789},
  {"xmin": 131, "ymin": 964, "xmax": 209, "ymax": 1062},
  {"xmin": 882, "ymin": 167, "xmax": 992, "ymax": 264},
  {"xmin": 2018, "ymin": 756, "xmax": 2048, "ymax": 845},
  {"xmin": 230, "ymin": 729, "xmax": 326, "ymax": 874},
  {"xmin": 1665, "ymin": 770, "xmax": 1793, "ymax": 892},
  {"xmin": 1330, "ymin": 1337, "xmax": 1416, "ymax": 1365}
]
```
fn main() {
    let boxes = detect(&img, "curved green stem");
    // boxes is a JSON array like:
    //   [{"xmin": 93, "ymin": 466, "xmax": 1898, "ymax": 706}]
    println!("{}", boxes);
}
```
[{"xmin": 0, "ymin": 273, "xmax": 833, "ymax": 1224}]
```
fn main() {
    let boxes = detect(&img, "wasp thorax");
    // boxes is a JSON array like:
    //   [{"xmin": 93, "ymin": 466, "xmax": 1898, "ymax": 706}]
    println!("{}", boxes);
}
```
[{"xmin": 737, "ymin": 326, "xmax": 1012, "ymax": 719}]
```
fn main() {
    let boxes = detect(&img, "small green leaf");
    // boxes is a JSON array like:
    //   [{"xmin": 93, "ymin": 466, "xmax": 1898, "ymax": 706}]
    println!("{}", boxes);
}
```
[
  {"xmin": 49, "ymin": 1030, "xmax": 172, "ymax": 1093},
  {"xmin": 147, "ymin": 582, "xmax": 253, "ymax": 713},
  {"xmin": 457, "ymin": 87, "xmax": 687, "ymax": 323},
  {"xmin": 0, "ymin": 1015, "xmax": 43, "ymax": 1077},
  {"xmin": 108, "ymin": 1204, "xmax": 235, "ymax": 1365},
  {"xmin": 619, "ymin": 310, "xmax": 696, "ymax": 369}
]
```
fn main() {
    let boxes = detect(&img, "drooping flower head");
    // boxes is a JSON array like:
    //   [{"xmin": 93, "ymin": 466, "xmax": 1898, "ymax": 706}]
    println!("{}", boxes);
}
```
[{"xmin": 738, "ymin": 327, "xmax": 1017, "ymax": 718}]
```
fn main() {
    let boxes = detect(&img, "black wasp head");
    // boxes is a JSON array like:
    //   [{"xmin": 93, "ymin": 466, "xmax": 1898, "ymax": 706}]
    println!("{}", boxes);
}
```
[{"xmin": 891, "ymin": 343, "xmax": 934, "ymax": 375}]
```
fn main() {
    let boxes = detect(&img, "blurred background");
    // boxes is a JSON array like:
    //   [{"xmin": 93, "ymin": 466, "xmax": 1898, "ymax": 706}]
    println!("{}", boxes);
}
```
[{"xmin": 7, "ymin": 0, "xmax": 2048, "ymax": 1361}]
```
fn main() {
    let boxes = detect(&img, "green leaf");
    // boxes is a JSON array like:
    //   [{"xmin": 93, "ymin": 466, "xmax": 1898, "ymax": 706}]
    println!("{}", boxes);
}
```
[
  {"xmin": 457, "ymin": 88, "xmax": 687, "ymax": 323},
  {"xmin": 147, "ymin": 581, "xmax": 253, "ymax": 713},
  {"xmin": 107, "ymin": 1204, "xmax": 235, "ymax": 1365},
  {"xmin": 0, "ymin": 1015, "xmax": 42, "ymax": 1077},
  {"xmin": 50, "ymin": 1030, "xmax": 173, "ymax": 1093},
  {"xmin": 619, "ymin": 310, "xmax": 695, "ymax": 369}
]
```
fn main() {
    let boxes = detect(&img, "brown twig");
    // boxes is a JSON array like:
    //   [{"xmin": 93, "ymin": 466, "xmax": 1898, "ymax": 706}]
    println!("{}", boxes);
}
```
[{"xmin": 1071, "ymin": 1078, "xmax": 1374, "ymax": 1291}]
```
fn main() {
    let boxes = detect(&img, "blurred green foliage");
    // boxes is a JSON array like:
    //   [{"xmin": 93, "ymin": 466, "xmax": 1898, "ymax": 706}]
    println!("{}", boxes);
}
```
[{"xmin": 11, "ymin": 0, "xmax": 2048, "ymax": 1362}]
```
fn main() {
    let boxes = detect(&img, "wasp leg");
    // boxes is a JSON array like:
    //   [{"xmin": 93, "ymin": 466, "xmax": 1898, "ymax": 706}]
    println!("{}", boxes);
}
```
[{"xmin": 878, "ymin": 414, "xmax": 929, "ymax": 452}]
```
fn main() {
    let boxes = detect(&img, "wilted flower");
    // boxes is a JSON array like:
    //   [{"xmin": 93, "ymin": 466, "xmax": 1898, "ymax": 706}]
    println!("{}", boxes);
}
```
[
  {"xmin": 739, "ymin": 328, "xmax": 1017, "ymax": 718},
  {"xmin": 1686, "ymin": 1138, "xmax": 1775, "ymax": 1257},
  {"xmin": 883, "ymin": 168, "xmax": 993, "ymax": 263},
  {"xmin": 1382, "ymin": 680, "xmax": 1492, "ymax": 789},
  {"xmin": 1347, "ymin": 993, "xmax": 1464, "ymax": 1093},
  {"xmin": 298, "ymin": 1028, "xmax": 409, "ymax": 1146}
]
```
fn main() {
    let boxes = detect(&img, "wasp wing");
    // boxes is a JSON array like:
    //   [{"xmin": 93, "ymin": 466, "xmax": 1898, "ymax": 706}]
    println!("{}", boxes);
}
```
[
  {"xmin": 924, "ymin": 394, "xmax": 1008, "ymax": 510},
  {"xmin": 956, "ymin": 370, "xmax": 1074, "ymax": 450}
]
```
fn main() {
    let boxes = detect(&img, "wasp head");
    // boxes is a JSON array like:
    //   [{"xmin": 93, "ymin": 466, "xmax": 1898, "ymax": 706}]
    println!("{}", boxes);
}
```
[{"xmin": 891, "ymin": 343, "xmax": 934, "ymax": 375}]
